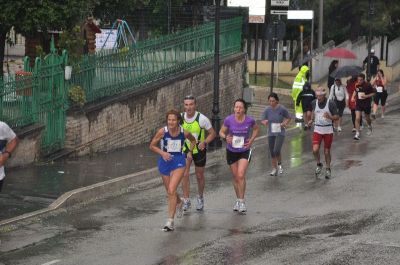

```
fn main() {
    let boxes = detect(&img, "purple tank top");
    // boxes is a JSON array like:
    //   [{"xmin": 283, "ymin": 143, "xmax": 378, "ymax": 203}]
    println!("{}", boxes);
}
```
[{"xmin": 223, "ymin": 114, "xmax": 255, "ymax": 153}]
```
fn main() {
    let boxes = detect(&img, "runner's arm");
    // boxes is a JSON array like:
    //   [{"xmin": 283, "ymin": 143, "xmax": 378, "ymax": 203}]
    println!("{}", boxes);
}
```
[{"xmin": 149, "ymin": 128, "xmax": 167, "ymax": 157}]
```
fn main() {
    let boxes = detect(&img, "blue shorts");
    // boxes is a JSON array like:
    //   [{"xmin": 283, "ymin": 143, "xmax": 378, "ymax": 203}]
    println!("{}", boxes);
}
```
[{"xmin": 158, "ymin": 154, "xmax": 186, "ymax": 176}]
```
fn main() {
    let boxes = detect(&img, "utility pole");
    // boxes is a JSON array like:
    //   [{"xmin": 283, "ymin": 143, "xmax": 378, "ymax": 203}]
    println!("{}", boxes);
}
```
[
  {"xmin": 318, "ymin": 0, "xmax": 323, "ymax": 48},
  {"xmin": 210, "ymin": 0, "xmax": 222, "ymax": 149},
  {"xmin": 366, "ymin": 0, "xmax": 374, "ymax": 81}
]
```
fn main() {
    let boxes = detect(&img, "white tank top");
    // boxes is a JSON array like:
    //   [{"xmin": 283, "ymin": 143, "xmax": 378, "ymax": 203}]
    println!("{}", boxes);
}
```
[{"xmin": 314, "ymin": 99, "xmax": 333, "ymax": 134}]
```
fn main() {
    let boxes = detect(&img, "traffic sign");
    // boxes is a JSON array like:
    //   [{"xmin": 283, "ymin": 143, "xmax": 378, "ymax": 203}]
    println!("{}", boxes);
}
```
[{"xmin": 270, "ymin": 0, "xmax": 289, "ymax": 15}]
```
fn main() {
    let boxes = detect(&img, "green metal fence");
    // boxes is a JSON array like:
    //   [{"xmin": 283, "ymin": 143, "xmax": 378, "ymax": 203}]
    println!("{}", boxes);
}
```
[
  {"xmin": 0, "ymin": 17, "xmax": 242, "ymax": 156},
  {"xmin": 70, "ymin": 17, "xmax": 242, "ymax": 103}
]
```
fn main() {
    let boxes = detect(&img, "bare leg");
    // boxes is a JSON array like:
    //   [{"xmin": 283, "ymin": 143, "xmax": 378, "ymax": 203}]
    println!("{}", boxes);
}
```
[
  {"xmin": 194, "ymin": 166, "xmax": 205, "ymax": 197},
  {"xmin": 230, "ymin": 162, "xmax": 239, "ymax": 198},
  {"xmin": 181, "ymin": 157, "xmax": 193, "ymax": 199},
  {"xmin": 235, "ymin": 159, "xmax": 249, "ymax": 199},
  {"xmin": 312, "ymin": 144, "xmax": 321, "ymax": 164},
  {"xmin": 324, "ymin": 148, "xmax": 331, "ymax": 168},
  {"xmin": 162, "ymin": 167, "xmax": 185, "ymax": 219}
]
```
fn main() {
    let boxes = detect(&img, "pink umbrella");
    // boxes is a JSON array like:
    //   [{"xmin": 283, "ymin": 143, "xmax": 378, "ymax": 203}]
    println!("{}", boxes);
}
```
[{"xmin": 324, "ymin": 47, "xmax": 357, "ymax": 59}]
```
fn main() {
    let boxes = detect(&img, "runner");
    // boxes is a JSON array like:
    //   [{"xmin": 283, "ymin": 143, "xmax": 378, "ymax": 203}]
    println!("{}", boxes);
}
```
[
  {"xmin": 308, "ymin": 87, "xmax": 339, "ymax": 179},
  {"xmin": 149, "ymin": 109, "xmax": 196, "ymax": 231},
  {"xmin": 261, "ymin": 93, "xmax": 291, "ymax": 176},
  {"xmin": 371, "ymin": 69, "xmax": 388, "ymax": 119},
  {"xmin": 0, "ymin": 121, "xmax": 18, "ymax": 192},
  {"xmin": 296, "ymin": 82, "xmax": 316, "ymax": 130},
  {"xmin": 328, "ymin": 78, "xmax": 349, "ymax": 132},
  {"xmin": 346, "ymin": 76, "xmax": 363, "ymax": 132},
  {"xmin": 351, "ymin": 73, "xmax": 375, "ymax": 140},
  {"xmin": 219, "ymin": 99, "xmax": 259, "ymax": 213},
  {"xmin": 181, "ymin": 95, "xmax": 216, "ymax": 211}
]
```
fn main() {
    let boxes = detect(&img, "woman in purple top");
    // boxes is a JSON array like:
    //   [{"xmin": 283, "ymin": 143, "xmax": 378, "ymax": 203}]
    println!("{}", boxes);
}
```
[{"xmin": 219, "ymin": 99, "xmax": 259, "ymax": 214}]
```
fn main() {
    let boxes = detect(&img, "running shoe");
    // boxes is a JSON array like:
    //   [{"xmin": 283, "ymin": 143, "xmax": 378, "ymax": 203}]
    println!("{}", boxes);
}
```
[
  {"xmin": 270, "ymin": 168, "xmax": 277, "ymax": 176},
  {"xmin": 352, "ymin": 128, "xmax": 356, "ymax": 133},
  {"xmin": 304, "ymin": 125, "xmax": 308, "ymax": 131},
  {"xmin": 162, "ymin": 220, "xmax": 174, "ymax": 232},
  {"xmin": 278, "ymin": 164, "xmax": 283, "ymax": 175},
  {"xmin": 315, "ymin": 163, "xmax": 323, "ymax": 177},
  {"xmin": 325, "ymin": 168, "xmax": 331, "ymax": 179},
  {"xmin": 354, "ymin": 133, "xmax": 360, "ymax": 140},
  {"xmin": 182, "ymin": 198, "xmax": 191, "ymax": 211},
  {"xmin": 196, "ymin": 196, "xmax": 204, "ymax": 211},
  {"xmin": 368, "ymin": 126, "xmax": 372, "ymax": 135},
  {"xmin": 337, "ymin": 126, "xmax": 342, "ymax": 132},
  {"xmin": 233, "ymin": 200, "xmax": 240, "ymax": 211},
  {"xmin": 381, "ymin": 114, "xmax": 385, "ymax": 118},
  {"xmin": 238, "ymin": 201, "xmax": 247, "ymax": 213},
  {"xmin": 176, "ymin": 200, "xmax": 183, "ymax": 218}
]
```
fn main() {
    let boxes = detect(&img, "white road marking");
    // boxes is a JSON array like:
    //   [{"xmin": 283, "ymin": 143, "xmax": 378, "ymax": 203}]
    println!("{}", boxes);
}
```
[{"xmin": 41, "ymin": 260, "xmax": 61, "ymax": 265}]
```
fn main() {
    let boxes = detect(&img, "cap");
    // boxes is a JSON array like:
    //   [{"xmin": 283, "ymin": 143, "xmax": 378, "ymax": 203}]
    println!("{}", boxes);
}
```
[
  {"xmin": 370, "ymin": 49, "xmax": 375, "ymax": 53},
  {"xmin": 315, "ymin": 87, "xmax": 326, "ymax": 96}
]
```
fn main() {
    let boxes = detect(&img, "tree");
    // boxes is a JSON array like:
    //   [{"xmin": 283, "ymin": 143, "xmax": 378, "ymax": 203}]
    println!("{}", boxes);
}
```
[{"xmin": 0, "ymin": 0, "xmax": 96, "ymax": 75}]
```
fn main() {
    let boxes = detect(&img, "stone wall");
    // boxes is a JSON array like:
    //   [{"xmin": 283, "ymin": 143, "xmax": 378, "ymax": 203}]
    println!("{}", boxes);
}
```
[
  {"xmin": 65, "ymin": 53, "xmax": 246, "ymax": 156},
  {"xmin": 8, "ymin": 124, "xmax": 44, "ymax": 167}
]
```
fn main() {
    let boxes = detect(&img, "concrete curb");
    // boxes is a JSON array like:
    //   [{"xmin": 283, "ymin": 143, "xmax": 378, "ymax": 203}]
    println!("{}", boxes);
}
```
[{"xmin": 0, "ymin": 125, "xmax": 302, "ymax": 228}]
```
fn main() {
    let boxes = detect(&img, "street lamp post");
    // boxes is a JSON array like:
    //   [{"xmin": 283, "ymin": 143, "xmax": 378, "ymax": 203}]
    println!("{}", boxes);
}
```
[{"xmin": 210, "ymin": 0, "xmax": 222, "ymax": 149}]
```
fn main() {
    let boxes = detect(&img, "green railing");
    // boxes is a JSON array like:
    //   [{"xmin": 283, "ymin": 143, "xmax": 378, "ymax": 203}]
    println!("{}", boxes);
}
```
[
  {"xmin": 0, "ymin": 74, "xmax": 35, "ymax": 128},
  {"xmin": 0, "ymin": 17, "xmax": 242, "ymax": 155},
  {"xmin": 70, "ymin": 17, "xmax": 242, "ymax": 103}
]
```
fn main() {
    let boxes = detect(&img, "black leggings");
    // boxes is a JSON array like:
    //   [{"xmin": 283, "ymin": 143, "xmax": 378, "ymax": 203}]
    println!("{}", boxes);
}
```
[{"xmin": 351, "ymin": 109, "xmax": 363, "ymax": 127}]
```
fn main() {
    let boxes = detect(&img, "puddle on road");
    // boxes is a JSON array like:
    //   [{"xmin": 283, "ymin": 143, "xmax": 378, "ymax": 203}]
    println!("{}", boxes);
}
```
[{"xmin": 377, "ymin": 163, "xmax": 400, "ymax": 174}]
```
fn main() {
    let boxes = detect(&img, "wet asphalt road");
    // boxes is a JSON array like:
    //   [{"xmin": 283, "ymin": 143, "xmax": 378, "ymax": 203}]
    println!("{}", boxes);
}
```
[{"xmin": 0, "ymin": 100, "xmax": 400, "ymax": 265}]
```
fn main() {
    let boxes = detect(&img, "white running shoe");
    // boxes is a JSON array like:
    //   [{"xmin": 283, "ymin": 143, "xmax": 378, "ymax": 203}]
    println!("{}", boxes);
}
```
[
  {"xmin": 337, "ymin": 126, "xmax": 342, "ymax": 132},
  {"xmin": 238, "ymin": 202, "xmax": 247, "ymax": 213},
  {"xmin": 162, "ymin": 220, "xmax": 174, "ymax": 232},
  {"xmin": 196, "ymin": 196, "xmax": 204, "ymax": 211},
  {"xmin": 354, "ymin": 133, "xmax": 360, "ymax": 140},
  {"xmin": 233, "ymin": 200, "xmax": 240, "ymax": 211},
  {"xmin": 278, "ymin": 164, "xmax": 283, "ymax": 175},
  {"xmin": 182, "ymin": 198, "xmax": 191, "ymax": 211},
  {"xmin": 270, "ymin": 168, "xmax": 277, "ymax": 176}
]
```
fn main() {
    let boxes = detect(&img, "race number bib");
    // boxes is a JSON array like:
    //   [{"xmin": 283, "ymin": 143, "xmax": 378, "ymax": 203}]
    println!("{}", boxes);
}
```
[
  {"xmin": 167, "ymin": 139, "xmax": 181, "ymax": 152},
  {"xmin": 358, "ymin": 92, "xmax": 365, "ymax": 100},
  {"xmin": 316, "ymin": 114, "xmax": 328, "ymax": 124},
  {"xmin": 232, "ymin": 135, "xmax": 245, "ymax": 149},
  {"xmin": 376, "ymin": 86, "xmax": 383, "ymax": 93},
  {"xmin": 271, "ymin": 123, "xmax": 281, "ymax": 133}
]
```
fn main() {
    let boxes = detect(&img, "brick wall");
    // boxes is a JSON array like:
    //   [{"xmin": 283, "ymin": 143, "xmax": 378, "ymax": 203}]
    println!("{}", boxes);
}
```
[{"xmin": 65, "ymin": 53, "xmax": 246, "ymax": 156}]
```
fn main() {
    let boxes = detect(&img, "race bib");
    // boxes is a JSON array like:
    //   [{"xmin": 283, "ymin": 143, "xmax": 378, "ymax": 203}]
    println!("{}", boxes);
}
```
[
  {"xmin": 167, "ymin": 139, "xmax": 181, "ymax": 152},
  {"xmin": 232, "ymin": 135, "xmax": 245, "ymax": 149},
  {"xmin": 271, "ymin": 123, "xmax": 282, "ymax": 133},
  {"xmin": 316, "ymin": 114, "xmax": 328, "ymax": 124},
  {"xmin": 358, "ymin": 92, "xmax": 365, "ymax": 100},
  {"xmin": 376, "ymin": 86, "xmax": 383, "ymax": 93}
]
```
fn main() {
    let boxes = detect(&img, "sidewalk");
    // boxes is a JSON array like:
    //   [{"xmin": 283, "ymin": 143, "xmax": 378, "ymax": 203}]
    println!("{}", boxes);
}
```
[{"xmin": 1, "ymin": 79, "xmax": 399, "ymax": 226}]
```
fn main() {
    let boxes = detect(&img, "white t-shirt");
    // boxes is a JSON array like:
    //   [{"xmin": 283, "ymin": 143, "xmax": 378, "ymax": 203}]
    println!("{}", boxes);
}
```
[
  {"xmin": 329, "ymin": 84, "xmax": 348, "ymax": 102},
  {"xmin": 0, "ymin": 121, "xmax": 17, "ymax": 180},
  {"xmin": 183, "ymin": 112, "xmax": 212, "ymax": 130}
]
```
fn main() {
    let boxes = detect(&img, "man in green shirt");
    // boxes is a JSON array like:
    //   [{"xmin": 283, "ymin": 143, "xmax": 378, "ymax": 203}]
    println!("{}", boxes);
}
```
[{"xmin": 181, "ymin": 95, "xmax": 216, "ymax": 211}]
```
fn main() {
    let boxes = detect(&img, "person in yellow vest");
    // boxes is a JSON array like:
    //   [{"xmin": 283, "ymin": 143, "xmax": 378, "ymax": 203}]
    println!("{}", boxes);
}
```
[
  {"xmin": 181, "ymin": 95, "xmax": 216, "ymax": 211},
  {"xmin": 292, "ymin": 65, "xmax": 309, "ymax": 121}
]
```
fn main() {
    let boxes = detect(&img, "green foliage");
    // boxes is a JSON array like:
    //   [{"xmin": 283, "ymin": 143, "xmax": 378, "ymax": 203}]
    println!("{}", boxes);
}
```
[
  {"xmin": 68, "ymin": 85, "xmax": 86, "ymax": 108},
  {"xmin": 58, "ymin": 26, "xmax": 86, "ymax": 65}
]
